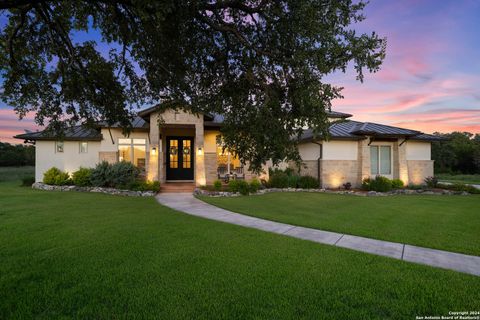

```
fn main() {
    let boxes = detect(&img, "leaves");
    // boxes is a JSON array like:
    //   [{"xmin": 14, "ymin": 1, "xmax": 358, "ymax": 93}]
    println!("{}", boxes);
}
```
[{"xmin": 0, "ymin": 0, "xmax": 385, "ymax": 171}]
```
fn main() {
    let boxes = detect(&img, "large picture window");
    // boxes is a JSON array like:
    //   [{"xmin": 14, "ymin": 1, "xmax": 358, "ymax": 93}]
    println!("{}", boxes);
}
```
[
  {"xmin": 118, "ymin": 138, "xmax": 147, "ymax": 170},
  {"xmin": 370, "ymin": 145, "xmax": 391, "ymax": 175}
]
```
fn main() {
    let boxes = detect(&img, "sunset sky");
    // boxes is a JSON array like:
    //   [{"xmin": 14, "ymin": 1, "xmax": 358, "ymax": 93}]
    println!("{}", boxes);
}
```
[{"xmin": 1, "ymin": 0, "xmax": 479, "ymax": 144}]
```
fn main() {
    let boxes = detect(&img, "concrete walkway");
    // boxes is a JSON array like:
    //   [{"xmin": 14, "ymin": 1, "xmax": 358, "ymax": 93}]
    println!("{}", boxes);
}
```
[{"xmin": 156, "ymin": 193, "xmax": 480, "ymax": 277}]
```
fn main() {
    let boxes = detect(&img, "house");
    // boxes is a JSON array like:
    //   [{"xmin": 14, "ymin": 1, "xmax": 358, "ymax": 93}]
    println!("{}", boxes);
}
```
[{"xmin": 14, "ymin": 106, "xmax": 441, "ymax": 188}]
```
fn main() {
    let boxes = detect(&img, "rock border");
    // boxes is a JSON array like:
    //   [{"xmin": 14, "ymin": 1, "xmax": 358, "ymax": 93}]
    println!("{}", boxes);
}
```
[
  {"xmin": 194, "ymin": 187, "xmax": 469, "ymax": 197},
  {"xmin": 32, "ymin": 182, "xmax": 156, "ymax": 197}
]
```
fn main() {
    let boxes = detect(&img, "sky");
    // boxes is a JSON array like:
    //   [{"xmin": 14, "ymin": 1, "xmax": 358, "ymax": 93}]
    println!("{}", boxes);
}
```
[{"xmin": 1, "ymin": 0, "xmax": 480, "ymax": 144}]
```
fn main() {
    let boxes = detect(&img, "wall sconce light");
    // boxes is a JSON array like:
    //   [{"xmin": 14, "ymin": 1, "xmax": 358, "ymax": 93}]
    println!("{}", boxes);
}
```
[
  {"xmin": 151, "ymin": 147, "xmax": 157, "ymax": 155},
  {"xmin": 197, "ymin": 147, "xmax": 203, "ymax": 156}
]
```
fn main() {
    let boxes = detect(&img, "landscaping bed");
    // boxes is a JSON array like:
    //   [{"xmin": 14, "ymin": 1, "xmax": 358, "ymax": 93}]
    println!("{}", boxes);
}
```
[{"xmin": 32, "ymin": 182, "xmax": 156, "ymax": 197}]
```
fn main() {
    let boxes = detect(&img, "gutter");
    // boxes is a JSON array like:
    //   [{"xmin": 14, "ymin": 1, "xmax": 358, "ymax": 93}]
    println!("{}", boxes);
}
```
[{"xmin": 311, "ymin": 141, "xmax": 323, "ymax": 187}]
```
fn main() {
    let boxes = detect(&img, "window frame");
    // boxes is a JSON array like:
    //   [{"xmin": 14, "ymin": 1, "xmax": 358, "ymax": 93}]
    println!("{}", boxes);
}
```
[
  {"xmin": 370, "ymin": 145, "xmax": 392, "ymax": 177},
  {"xmin": 79, "ymin": 141, "xmax": 88, "ymax": 154},
  {"xmin": 117, "ymin": 138, "xmax": 147, "ymax": 169},
  {"xmin": 55, "ymin": 141, "xmax": 64, "ymax": 153}
]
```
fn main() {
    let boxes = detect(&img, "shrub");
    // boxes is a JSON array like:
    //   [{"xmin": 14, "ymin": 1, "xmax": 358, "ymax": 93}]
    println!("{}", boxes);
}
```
[
  {"xmin": 343, "ymin": 182, "xmax": 352, "ymax": 190},
  {"xmin": 297, "ymin": 175, "xmax": 320, "ymax": 189},
  {"xmin": 213, "ymin": 179, "xmax": 222, "ymax": 191},
  {"xmin": 424, "ymin": 176, "xmax": 438, "ymax": 188},
  {"xmin": 362, "ymin": 176, "xmax": 392, "ymax": 192},
  {"xmin": 228, "ymin": 179, "xmax": 240, "ymax": 192},
  {"xmin": 269, "ymin": 172, "xmax": 289, "ymax": 188},
  {"xmin": 90, "ymin": 161, "xmax": 113, "ymax": 187},
  {"xmin": 43, "ymin": 167, "xmax": 70, "ymax": 185},
  {"xmin": 72, "ymin": 167, "xmax": 93, "ymax": 186},
  {"xmin": 236, "ymin": 180, "xmax": 250, "ymax": 195},
  {"xmin": 391, "ymin": 179, "xmax": 404, "ymax": 189},
  {"xmin": 287, "ymin": 175, "xmax": 299, "ymax": 188},
  {"xmin": 21, "ymin": 176, "xmax": 35, "ymax": 187},
  {"xmin": 249, "ymin": 178, "xmax": 261, "ymax": 193},
  {"xmin": 128, "ymin": 180, "xmax": 160, "ymax": 192},
  {"xmin": 438, "ymin": 182, "xmax": 480, "ymax": 194},
  {"xmin": 110, "ymin": 161, "xmax": 139, "ymax": 187},
  {"xmin": 407, "ymin": 184, "xmax": 425, "ymax": 190}
]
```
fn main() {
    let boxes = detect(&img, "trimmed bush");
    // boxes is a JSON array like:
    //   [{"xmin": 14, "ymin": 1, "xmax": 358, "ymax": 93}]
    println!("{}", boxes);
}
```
[
  {"xmin": 236, "ymin": 180, "xmax": 250, "ymax": 195},
  {"xmin": 391, "ymin": 179, "xmax": 404, "ymax": 189},
  {"xmin": 424, "ymin": 176, "xmax": 438, "ymax": 188},
  {"xmin": 21, "ymin": 176, "xmax": 35, "ymax": 187},
  {"xmin": 228, "ymin": 180, "xmax": 240, "ymax": 192},
  {"xmin": 249, "ymin": 178, "xmax": 261, "ymax": 193},
  {"xmin": 287, "ymin": 175, "xmax": 299, "ymax": 188},
  {"xmin": 43, "ymin": 167, "xmax": 70, "ymax": 185},
  {"xmin": 213, "ymin": 179, "xmax": 222, "ymax": 191},
  {"xmin": 362, "ymin": 176, "xmax": 392, "ymax": 192},
  {"xmin": 72, "ymin": 167, "xmax": 93, "ymax": 186},
  {"xmin": 128, "ymin": 180, "xmax": 160, "ymax": 192},
  {"xmin": 91, "ymin": 161, "xmax": 113, "ymax": 187},
  {"xmin": 297, "ymin": 175, "xmax": 319, "ymax": 189},
  {"xmin": 110, "ymin": 161, "xmax": 139, "ymax": 187},
  {"xmin": 268, "ymin": 172, "xmax": 289, "ymax": 188}
]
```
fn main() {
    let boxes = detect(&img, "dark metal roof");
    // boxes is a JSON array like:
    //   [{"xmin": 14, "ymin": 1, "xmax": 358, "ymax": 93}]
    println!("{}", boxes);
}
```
[
  {"xmin": 300, "ymin": 120, "xmax": 440, "ymax": 142},
  {"xmin": 14, "ymin": 126, "xmax": 102, "ymax": 141},
  {"xmin": 349, "ymin": 122, "xmax": 420, "ymax": 136},
  {"xmin": 14, "ymin": 116, "xmax": 148, "ymax": 141},
  {"xmin": 97, "ymin": 116, "xmax": 149, "ymax": 130},
  {"xmin": 327, "ymin": 111, "xmax": 353, "ymax": 119}
]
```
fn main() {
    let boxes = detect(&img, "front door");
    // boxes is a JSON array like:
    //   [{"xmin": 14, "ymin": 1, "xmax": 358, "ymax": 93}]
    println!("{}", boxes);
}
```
[{"xmin": 166, "ymin": 137, "xmax": 194, "ymax": 180}]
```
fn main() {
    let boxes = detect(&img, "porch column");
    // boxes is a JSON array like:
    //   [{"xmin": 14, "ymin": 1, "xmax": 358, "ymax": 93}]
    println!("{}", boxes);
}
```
[
  {"xmin": 195, "ymin": 123, "xmax": 206, "ymax": 186},
  {"xmin": 357, "ymin": 139, "xmax": 370, "ymax": 185},
  {"xmin": 398, "ymin": 141, "xmax": 409, "ymax": 185},
  {"xmin": 147, "ymin": 113, "xmax": 160, "ymax": 181}
]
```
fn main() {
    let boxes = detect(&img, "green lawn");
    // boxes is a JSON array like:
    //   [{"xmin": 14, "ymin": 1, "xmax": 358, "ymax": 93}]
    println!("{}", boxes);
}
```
[
  {"xmin": 1, "ymin": 169, "xmax": 479, "ymax": 318},
  {"xmin": 200, "ymin": 192, "xmax": 480, "ymax": 256},
  {"xmin": 436, "ymin": 173, "xmax": 480, "ymax": 185}
]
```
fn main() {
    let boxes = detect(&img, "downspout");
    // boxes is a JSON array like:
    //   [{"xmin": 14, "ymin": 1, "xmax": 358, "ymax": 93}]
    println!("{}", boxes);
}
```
[{"xmin": 312, "ymin": 141, "xmax": 323, "ymax": 187}]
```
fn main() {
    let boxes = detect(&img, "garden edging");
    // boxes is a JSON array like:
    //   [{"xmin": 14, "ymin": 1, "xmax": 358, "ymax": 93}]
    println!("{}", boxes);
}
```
[
  {"xmin": 194, "ymin": 187, "xmax": 470, "ymax": 197},
  {"xmin": 32, "ymin": 182, "xmax": 156, "ymax": 197}
]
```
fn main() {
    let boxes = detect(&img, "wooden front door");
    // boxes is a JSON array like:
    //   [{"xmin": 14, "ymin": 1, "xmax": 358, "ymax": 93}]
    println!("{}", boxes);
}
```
[{"xmin": 166, "ymin": 137, "xmax": 194, "ymax": 180}]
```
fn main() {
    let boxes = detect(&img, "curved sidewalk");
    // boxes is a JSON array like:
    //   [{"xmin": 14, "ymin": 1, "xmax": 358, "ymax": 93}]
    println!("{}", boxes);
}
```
[{"xmin": 156, "ymin": 193, "xmax": 480, "ymax": 277}]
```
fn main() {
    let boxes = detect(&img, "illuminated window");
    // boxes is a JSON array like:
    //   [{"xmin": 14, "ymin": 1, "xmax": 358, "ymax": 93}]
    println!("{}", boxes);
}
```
[
  {"xmin": 118, "ymin": 138, "xmax": 147, "ymax": 170},
  {"xmin": 169, "ymin": 139, "xmax": 178, "ymax": 168},
  {"xmin": 79, "ymin": 142, "xmax": 88, "ymax": 153},
  {"xmin": 56, "ymin": 141, "xmax": 64, "ymax": 153}
]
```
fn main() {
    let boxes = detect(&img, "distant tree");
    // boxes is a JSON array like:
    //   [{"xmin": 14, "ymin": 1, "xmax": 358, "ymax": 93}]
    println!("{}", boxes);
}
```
[
  {"xmin": 0, "ymin": 0, "xmax": 386, "ymax": 171},
  {"xmin": 432, "ymin": 132, "xmax": 480, "ymax": 174},
  {"xmin": 0, "ymin": 142, "xmax": 35, "ymax": 166}
]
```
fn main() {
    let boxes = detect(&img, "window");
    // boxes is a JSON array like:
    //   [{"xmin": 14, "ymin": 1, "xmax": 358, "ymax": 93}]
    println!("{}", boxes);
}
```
[
  {"xmin": 56, "ymin": 141, "xmax": 64, "ymax": 153},
  {"xmin": 79, "ymin": 142, "xmax": 88, "ymax": 153},
  {"xmin": 370, "ymin": 146, "xmax": 391, "ymax": 175},
  {"xmin": 118, "ymin": 138, "xmax": 147, "ymax": 170}
]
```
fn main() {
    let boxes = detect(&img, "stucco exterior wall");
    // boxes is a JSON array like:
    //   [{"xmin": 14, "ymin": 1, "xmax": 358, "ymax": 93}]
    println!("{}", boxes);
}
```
[
  {"xmin": 322, "ymin": 140, "xmax": 358, "ymax": 160},
  {"xmin": 35, "ymin": 140, "xmax": 101, "ymax": 182},
  {"xmin": 298, "ymin": 143, "xmax": 321, "ymax": 161},
  {"xmin": 406, "ymin": 141, "xmax": 431, "ymax": 160}
]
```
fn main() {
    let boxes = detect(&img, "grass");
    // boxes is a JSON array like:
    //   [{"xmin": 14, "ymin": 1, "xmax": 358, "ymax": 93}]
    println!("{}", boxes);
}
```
[
  {"xmin": 1, "ymin": 167, "xmax": 479, "ymax": 318},
  {"xmin": 200, "ymin": 192, "xmax": 480, "ymax": 256},
  {"xmin": 0, "ymin": 166, "xmax": 34, "ymax": 182},
  {"xmin": 436, "ymin": 173, "xmax": 480, "ymax": 185}
]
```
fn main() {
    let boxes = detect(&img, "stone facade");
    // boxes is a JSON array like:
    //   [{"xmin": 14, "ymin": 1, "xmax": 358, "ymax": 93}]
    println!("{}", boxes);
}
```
[
  {"xmin": 204, "ymin": 152, "xmax": 218, "ymax": 184},
  {"xmin": 99, "ymin": 151, "xmax": 118, "ymax": 164},
  {"xmin": 321, "ymin": 160, "xmax": 359, "ymax": 188},
  {"xmin": 357, "ymin": 139, "xmax": 370, "ymax": 183},
  {"xmin": 407, "ymin": 160, "xmax": 434, "ymax": 185}
]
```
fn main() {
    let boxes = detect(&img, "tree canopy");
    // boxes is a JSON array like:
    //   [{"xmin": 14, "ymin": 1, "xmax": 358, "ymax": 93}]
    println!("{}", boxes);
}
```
[
  {"xmin": 432, "ymin": 132, "xmax": 480, "ymax": 174},
  {"xmin": 0, "ymin": 0, "xmax": 385, "ymax": 171}
]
